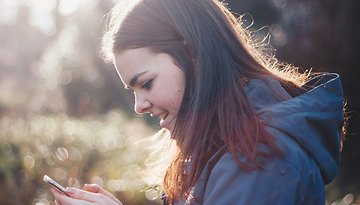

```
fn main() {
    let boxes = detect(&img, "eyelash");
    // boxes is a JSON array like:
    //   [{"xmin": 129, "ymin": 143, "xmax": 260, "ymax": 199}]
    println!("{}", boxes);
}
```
[{"xmin": 141, "ymin": 79, "xmax": 153, "ymax": 90}]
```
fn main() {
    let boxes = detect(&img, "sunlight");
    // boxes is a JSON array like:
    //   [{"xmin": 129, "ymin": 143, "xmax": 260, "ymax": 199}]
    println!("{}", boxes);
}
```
[
  {"xmin": 25, "ymin": 0, "xmax": 80, "ymax": 34},
  {"xmin": 25, "ymin": 0, "xmax": 57, "ymax": 35},
  {"xmin": 26, "ymin": 0, "xmax": 56, "ymax": 12},
  {"xmin": 58, "ymin": 0, "xmax": 80, "ymax": 16},
  {"xmin": 0, "ymin": 0, "xmax": 96, "ymax": 35},
  {"xmin": 0, "ymin": 0, "xmax": 18, "ymax": 24}
]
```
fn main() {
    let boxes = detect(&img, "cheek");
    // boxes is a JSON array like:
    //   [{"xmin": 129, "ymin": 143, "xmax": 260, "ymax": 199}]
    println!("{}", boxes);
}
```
[
  {"xmin": 173, "ymin": 88, "xmax": 184, "ymax": 110},
  {"xmin": 175, "ymin": 78, "xmax": 185, "ymax": 108},
  {"xmin": 159, "ymin": 70, "xmax": 185, "ymax": 111},
  {"xmin": 160, "ymin": 88, "xmax": 183, "ymax": 111}
]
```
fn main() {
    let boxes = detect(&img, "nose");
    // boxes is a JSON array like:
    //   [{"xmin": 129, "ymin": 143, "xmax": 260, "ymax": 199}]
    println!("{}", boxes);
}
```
[{"xmin": 134, "ymin": 93, "xmax": 152, "ymax": 114}]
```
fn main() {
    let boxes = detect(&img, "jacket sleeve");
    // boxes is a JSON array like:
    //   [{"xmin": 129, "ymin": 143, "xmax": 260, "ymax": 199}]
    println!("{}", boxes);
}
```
[{"xmin": 202, "ymin": 153, "xmax": 306, "ymax": 205}]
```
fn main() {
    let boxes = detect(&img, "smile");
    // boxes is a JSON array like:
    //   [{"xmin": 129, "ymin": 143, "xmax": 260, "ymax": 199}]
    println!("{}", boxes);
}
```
[
  {"xmin": 159, "ymin": 112, "xmax": 170, "ymax": 128},
  {"xmin": 162, "ymin": 112, "xmax": 169, "ymax": 120}
]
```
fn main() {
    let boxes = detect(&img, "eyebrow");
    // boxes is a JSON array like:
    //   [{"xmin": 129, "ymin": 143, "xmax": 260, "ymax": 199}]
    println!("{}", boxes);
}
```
[{"xmin": 129, "ymin": 71, "xmax": 148, "ymax": 87}]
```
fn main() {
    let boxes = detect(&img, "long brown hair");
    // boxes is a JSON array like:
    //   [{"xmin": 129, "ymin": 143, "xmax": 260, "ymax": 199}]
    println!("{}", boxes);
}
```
[{"xmin": 101, "ymin": 0, "xmax": 309, "ymax": 202}]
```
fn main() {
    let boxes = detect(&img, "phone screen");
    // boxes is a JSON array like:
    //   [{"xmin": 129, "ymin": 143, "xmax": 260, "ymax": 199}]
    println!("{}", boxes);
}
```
[{"xmin": 43, "ymin": 175, "xmax": 70, "ymax": 196}]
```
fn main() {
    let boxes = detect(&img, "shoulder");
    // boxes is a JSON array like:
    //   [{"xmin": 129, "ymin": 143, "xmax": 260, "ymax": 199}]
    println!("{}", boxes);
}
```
[
  {"xmin": 209, "ymin": 147, "xmax": 305, "ymax": 189},
  {"xmin": 196, "ymin": 135, "xmax": 324, "ymax": 204}
]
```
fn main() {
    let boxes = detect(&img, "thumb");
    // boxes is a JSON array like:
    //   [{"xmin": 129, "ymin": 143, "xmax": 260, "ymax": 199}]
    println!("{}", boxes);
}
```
[
  {"xmin": 83, "ymin": 184, "xmax": 100, "ymax": 193},
  {"xmin": 83, "ymin": 184, "xmax": 121, "ymax": 204}
]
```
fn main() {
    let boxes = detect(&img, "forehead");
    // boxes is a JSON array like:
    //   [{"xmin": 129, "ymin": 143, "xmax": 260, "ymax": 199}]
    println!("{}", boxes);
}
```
[
  {"xmin": 114, "ymin": 48, "xmax": 153, "ymax": 72},
  {"xmin": 114, "ymin": 48, "xmax": 153, "ymax": 83}
]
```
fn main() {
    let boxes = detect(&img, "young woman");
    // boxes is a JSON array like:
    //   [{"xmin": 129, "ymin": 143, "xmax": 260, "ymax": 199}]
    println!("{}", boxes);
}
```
[{"xmin": 51, "ymin": 0, "xmax": 345, "ymax": 204}]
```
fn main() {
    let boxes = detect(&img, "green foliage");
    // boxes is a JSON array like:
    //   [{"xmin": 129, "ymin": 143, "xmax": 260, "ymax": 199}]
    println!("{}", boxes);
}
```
[
  {"xmin": 0, "ymin": 110, "xmax": 162, "ymax": 205},
  {"xmin": 0, "ymin": 0, "xmax": 358, "ymax": 204}
]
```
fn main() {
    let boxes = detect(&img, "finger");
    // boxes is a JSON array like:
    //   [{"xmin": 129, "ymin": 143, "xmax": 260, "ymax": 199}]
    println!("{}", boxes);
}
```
[
  {"xmin": 83, "ymin": 184, "xmax": 98, "ymax": 192},
  {"xmin": 52, "ymin": 188, "xmax": 96, "ymax": 205},
  {"xmin": 83, "ymin": 184, "xmax": 121, "ymax": 204},
  {"xmin": 65, "ymin": 187, "xmax": 120, "ymax": 204}
]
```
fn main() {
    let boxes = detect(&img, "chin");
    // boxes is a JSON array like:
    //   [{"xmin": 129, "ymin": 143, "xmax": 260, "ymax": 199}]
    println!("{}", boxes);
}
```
[{"xmin": 163, "ymin": 125, "xmax": 174, "ymax": 135}]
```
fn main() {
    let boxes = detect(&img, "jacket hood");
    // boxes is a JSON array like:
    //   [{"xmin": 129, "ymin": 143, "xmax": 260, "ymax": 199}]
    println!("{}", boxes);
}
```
[{"xmin": 245, "ymin": 73, "xmax": 344, "ymax": 184}]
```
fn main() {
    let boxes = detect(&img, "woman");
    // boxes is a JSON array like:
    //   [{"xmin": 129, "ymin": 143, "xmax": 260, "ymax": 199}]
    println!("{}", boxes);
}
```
[{"xmin": 51, "ymin": 0, "xmax": 345, "ymax": 204}]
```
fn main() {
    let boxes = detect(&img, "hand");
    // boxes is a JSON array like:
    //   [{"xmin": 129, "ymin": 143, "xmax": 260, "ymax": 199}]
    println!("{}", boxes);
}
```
[{"xmin": 51, "ymin": 184, "xmax": 123, "ymax": 205}]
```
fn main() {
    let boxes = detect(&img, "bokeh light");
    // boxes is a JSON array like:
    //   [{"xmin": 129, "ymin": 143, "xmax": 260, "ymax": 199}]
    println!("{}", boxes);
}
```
[
  {"xmin": 0, "ymin": 0, "xmax": 358, "ymax": 205},
  {"xmin": 55, "ymin": 147, "xmax": 69, "ymax": 161}
]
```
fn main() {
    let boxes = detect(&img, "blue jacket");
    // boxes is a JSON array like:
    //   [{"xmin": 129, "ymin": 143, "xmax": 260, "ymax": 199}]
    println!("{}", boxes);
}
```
[{"xmin": 171, "ymin": 73, "xmax": 344, "ymax": 205}]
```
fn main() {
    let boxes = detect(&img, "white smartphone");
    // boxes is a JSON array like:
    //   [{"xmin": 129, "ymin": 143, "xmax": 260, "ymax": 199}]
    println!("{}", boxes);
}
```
[{"xmin": 43, "ymin": 175, "xmax": 70, "ymax": 197}]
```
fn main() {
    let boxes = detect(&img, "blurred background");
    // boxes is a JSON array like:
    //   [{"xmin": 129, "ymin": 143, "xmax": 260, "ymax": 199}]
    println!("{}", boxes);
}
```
[{"xmin": 0, "ymin": 0, "xmax": 359, "ymax": 204}]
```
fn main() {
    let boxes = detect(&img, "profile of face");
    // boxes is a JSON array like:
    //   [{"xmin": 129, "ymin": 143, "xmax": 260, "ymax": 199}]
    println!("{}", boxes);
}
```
[{"xmin": 114, "ymin": 47, "xmax": 185, "ymax": 133}]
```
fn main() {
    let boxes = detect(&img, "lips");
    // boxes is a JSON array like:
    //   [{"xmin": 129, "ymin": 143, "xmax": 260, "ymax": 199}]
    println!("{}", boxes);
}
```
[
  {"xmin": 159, "ymin": 112, "xmax": 170, "ymax": 128},
  {"xmin": 162, "ymin": 112, "xmax": 169, "ymax": 120},
  {"xmin": 151, "ymin": 112, "xmax": 173, "ymax": 129}
]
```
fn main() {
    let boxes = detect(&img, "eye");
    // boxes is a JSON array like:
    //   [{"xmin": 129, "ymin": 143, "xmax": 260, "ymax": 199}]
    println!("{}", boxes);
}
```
[{"xmin": 141, "ymin": 79, "xmax": 153, "ymax": 90}]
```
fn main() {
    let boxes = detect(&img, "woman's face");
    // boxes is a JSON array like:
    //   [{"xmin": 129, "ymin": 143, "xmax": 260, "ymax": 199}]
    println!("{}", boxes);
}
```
[{"xmin": 114, "ymin": 47, "xmax": 185, "ymax": 133}]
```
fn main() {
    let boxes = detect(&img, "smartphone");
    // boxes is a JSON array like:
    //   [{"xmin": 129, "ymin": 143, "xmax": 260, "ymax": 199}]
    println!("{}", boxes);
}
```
[{"xmin": 43, "ymin": 175, "xmax": 71, "ymax": 197}]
